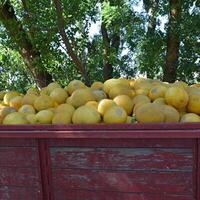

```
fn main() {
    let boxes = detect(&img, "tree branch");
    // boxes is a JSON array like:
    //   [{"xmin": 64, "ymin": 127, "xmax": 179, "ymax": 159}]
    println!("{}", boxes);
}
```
[
  {"xmin": 0, "ymin": 0, "xmax": 52, "ymax": 87},
  {"xmin": 53, "ymin": 0, "xmax": 90, "ymax": 85}
]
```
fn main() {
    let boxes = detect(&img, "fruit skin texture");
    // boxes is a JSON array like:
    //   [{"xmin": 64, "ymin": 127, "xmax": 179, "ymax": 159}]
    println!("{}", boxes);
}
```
[
  {"xmin": 135, "ymin": 103, "xmax": 165, "ymax": 123},
  {"xmin": 161, "ymin": 105, "xmax": 180, "ymax": 122},
  {"xmin": 46, "ymin": 82, "xmax": 61, "ymax": 94},
  {"xmin": 91, "ymin": 82, "xmax": 104, "ymax": 90},
  {"xmin": 98, "ymin": 99, "xmax": 116, "ymax": 115},
  {"xmin": 70, "ymin": 89, "xmax": 95, "ymax": 108},
  {"xmin": 9, "ymin": 96, "xmax": 23, "ymax": 110},
  {"xmin": 0, "ymin": 106, "xmax": 16, "ymax": 123},
  {"xmin": 22, "ymin": 93, "xmax": 38, "ymax": 106},
  {"xmin": 85, "ymin": 101, "xmax": 98, "ymax": 111},
  {"xmin": 3, "ymin": 112, "xmax": 28, "ymax": 125},
  {"xmin": 108, "ymin": 85, "xmax": 133, "ymax": 99},
  {"xmin": 103, "ymin": 106, "xmax": 127, "ymax": 124},
  {"xmin": 50, "ymin": 88, "xmax": 68, "ymax": 104},
  {"xmin": 149, "ymin": 85, "xmax": 167, "ymax": 101},
  {"xmin": 3, "ymin": 91, "xmax": 20, "ymax": 105},
  {"xmin": 165, "ymin": 87, "xmax": 189, "ymax": 109},
  {"xmin": 153, "ymin": 97, "xmax": 166, "ymax": 105},
  {"xmin": 34, "ymin": 95, "xmax": 54, "ymax": 111},
  {"xmin": 72, "ymin": 106, "xmax": 101, "ymax": 124},
  {"xmin": 55, "ymin": 103, "xmax": 75, "ymax": 116},
  {"xmin": 36, "ymin": 110, "xmax": 54, "ymax": 124},
  {"xmin": 18, "ymin": 105, "xmax": 36, "ymax": 115},
  {"xmin": 187, "ymin": 93, "xmax": 200, "ymax": 115},
  {"xmin": 26, "ymin": 114, "xmax": 37, "ymax": 124},
  {"xmin": 113, "ymin": 95, "xmax": 133, "ymax": 115},
  {"xmin": 132, "ymin": 95, "xmax": 151, "ymax": 107},
  {"xmin": 66, "ymin": 80, "xmax": 86, "ymax": 95},
  {"xmin": 52, "ymin": 112, "xmax": 72, "ymax": 124},
  {"xmin": 180, "ymin": 113, "xmax": 200, "ymax": 122},
  {"xmin": 103, "ymin": 79, "xmax": 129, "ymax": 94}
]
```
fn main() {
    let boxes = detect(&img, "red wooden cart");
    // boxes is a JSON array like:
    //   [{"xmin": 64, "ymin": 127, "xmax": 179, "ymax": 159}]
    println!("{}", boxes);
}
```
[{"xmin": 0, "ymin": 123, "xmax": 200, "ymax": 200}]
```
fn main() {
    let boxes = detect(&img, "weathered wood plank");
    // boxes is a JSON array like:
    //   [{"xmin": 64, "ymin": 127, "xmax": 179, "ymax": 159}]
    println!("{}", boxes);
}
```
[
  {"xmin": 0, "ymin": 167, "xmax": 40, "ymax": 187},
  {"xmin": 0, "ymin": 186, "xmax": 42, "ymax": 200},
  {"xmin": 54, "ymin": 189, "xmax": 195, "ymax": 200},
  {"xmin": 0, "ymin": 147, "xmax": 37, "ymax": 167},
  {"xmin": 0, "ymin": 139, "xmax": 36, "ymax": 147},
  {"xmin": 48, "ymin": 138, "xmax": 195, "ymax": 148},
  {"xmin": 50, "ymin": 147, "xmax": 193, "ymax": 171},
  {"xmin": 52, "ymin": 169, "xmax": 193, "ymax": 194}
]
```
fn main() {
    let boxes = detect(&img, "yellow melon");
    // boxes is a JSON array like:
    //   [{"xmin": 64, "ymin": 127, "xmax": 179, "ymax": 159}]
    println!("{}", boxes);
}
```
[
  {"xmin": 55, "ymin": 103, "xmax": 75, "ymax": 116},
  {"xmin": 27, "ymin": 88, "xmax": 39, "ymax": 95},
  {"xmin": 113, "ymin": 95, "xmax": 133, "ymax": 115},
  {"xmin": 135, "ymin": 88, "xmax": 150, "ymax": 96},
  {"xmin": 132, "ymin": 95, "xmax": 151, "ymax": 107},
  {"xmin": 103, "ymin": 106, "xmax": 127, "ymax": 124},
  {"xmin": 0, "ymin": 106, "xmax": 16, "ymax": 123},
  {"xmin": 129, "ymin": 79, "xmax": 135, "ymax": 89},
  {"xmin": 85, "ymin": 101, "xmax": 98, "ymax": 111},
  {"xmin": 22, "ymin": 93, "xmax": 38, "ymax": 106},
  {"xmin": 133, "ymin": 102, "xmax": 148, "ymax": 114},
  {"xmin": 135, "ymin": 103, "xmax": 164, "ymax": 123},
  {"xmin": 66, "ymin": 80, "xmax": 86, "ymax": 95},
  {"xmin": 187, "ymin": 93, "xmax": 200, "ymax": 114},
  {"xmin": 133, "ymin": 78, "xmax": 151, "ymax": 90},
  {"xmin": 40, "ymin": 87, "xmax": 49, "ymax": 95},
  {"xmin": 34, "ymin": 95, "xmax": 54, "ymax": 111},
  {"xmin": 9, "ymin": 96, "xmax": 23, "ymax": 110},
  {"xmin": 36, "ymin": 110, "xmax": 54, "ymax": 124},
  {"xmin": 165, "ymin": 87, "xmax": 189, "ymax": 109},
  {"xmin": 91, "ymin": 82, "xmax": 104, "ymax": 90},
  {"xmin": 47, "ymin": 82, "xmax": 61, "ymax": 94},
  {"xmin": 52, "ymin": 112, "xmax": 72, "ymax": 124},
  {"xmin": 153, "ymin": 97, "xmax": 166, "ymax": 105},
  {"xmin": 3, "ymin": 112, "xmax": 28, "ymax": 125},
  {"xmin": 108, "ymin": 85, "xmax": 133, "ymax": 99},
  {"xmin": 161, "ymin": 105, "xmax": 180, "ymax": 122},
  {"xmin": 18, "ymin": 105, "xmax": 36, "ymax": 115},
  {"xmin": 91, "ymin": 89, "xmax": 107, "ymax": 101},
  {"xmin": 103, "ymin": 79, "xmax": 129, "ymax": 94},
  {"xmin": 172, "ymin": 81, "xmax": 188, "ymax": 88},
  {"xmin": 180, "ymin": 113, "xmax": 200, "ymax": 123},
  {"xmin": 50, "ymin": 88, "xmax": 68, "ymax": 104},
  {"xmin": 72, "ymin": 105, "xmax": 101, "ymax": 124},
  {"xmin": 149, "ymin": 85, "xmax": 167, "ymax": 101},
  {"xmin": 3, "ymin": 91, "xmax": 20, "ymax": 105},
  {"xmin": 26, "ymin": 114, "xmax": 37, "ymax": 124},
  {"xmin": 98, "ymin": 99, "xmax": 116, "ymax": 115},
  {"xmin": 191, "ymin": 84, "xmax": 200, "ymax": 88},
  {"xmin": 70, "ymin": 88, "xmax": 95, "ymax": 108}
]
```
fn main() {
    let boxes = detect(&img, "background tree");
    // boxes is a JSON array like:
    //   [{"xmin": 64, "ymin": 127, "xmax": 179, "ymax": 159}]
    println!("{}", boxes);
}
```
[{"xmin": 0, "ymin": 0, "xmax": 199, "ymax": 91}]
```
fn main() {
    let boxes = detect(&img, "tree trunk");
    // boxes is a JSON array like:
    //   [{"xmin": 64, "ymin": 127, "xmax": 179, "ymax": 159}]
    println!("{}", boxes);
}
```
[
  {"xmin": 101, "ymin": 1, "xmax": 120, "ymax": 81},
  {"xmin": 53, "ymin": 0, "xmax": 91, "ymax": 86},
  {"xmin": 143, "ymin": 0, "xmax": 159, "ymax": 78},
  {"xmin": 163, "ymin": 0, "xmax": 181, "ymax": 83},
  {"xmin": 101, "ymin": 22, "xmax": 113, "ymax": 81},
  {"xmin": 0, "ymin": 1, "xmax": 52, "ymax": 88}
]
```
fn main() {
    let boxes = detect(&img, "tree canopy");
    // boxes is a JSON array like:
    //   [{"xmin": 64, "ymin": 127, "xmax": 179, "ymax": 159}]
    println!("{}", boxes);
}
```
[{"xmin": 0, "ymin": 0, "xmax": 199, "ymax": 91}]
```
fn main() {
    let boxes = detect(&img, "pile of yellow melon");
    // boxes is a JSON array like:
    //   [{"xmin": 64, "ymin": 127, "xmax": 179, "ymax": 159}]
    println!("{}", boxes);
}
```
[{"xmin": 0, "ymin": 78, "xmax": 200, "ymax": 125}]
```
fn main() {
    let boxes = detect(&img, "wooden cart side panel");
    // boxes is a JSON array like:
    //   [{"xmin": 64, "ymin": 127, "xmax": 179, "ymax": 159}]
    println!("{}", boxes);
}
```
[
  {"xmin": 49, "ymin": 138, "xmax": 195, "ymax": 148},
  {"xmin": 54, "ymin": 189, "xmax": 194, "ymax": 200},
  {"xmin": 50, "ymin": 147, "xmax": 193, "ymax": 171},
  {"xmin": 48, "ymin": 138, "xmax": 196, "ymax": 200},
  {"xmin": 197, "ymin": 139, "xmax": 200, "ymax": 200},
  {"xmin": 0, "ymin": 139, "xmax": 43, "ymax": 200}
]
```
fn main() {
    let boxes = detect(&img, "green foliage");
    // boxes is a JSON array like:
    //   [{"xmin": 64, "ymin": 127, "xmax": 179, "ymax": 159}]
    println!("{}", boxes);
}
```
[{"xmin": 0, "ymin": 0, "xmax": 199, "ymax": 91}]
